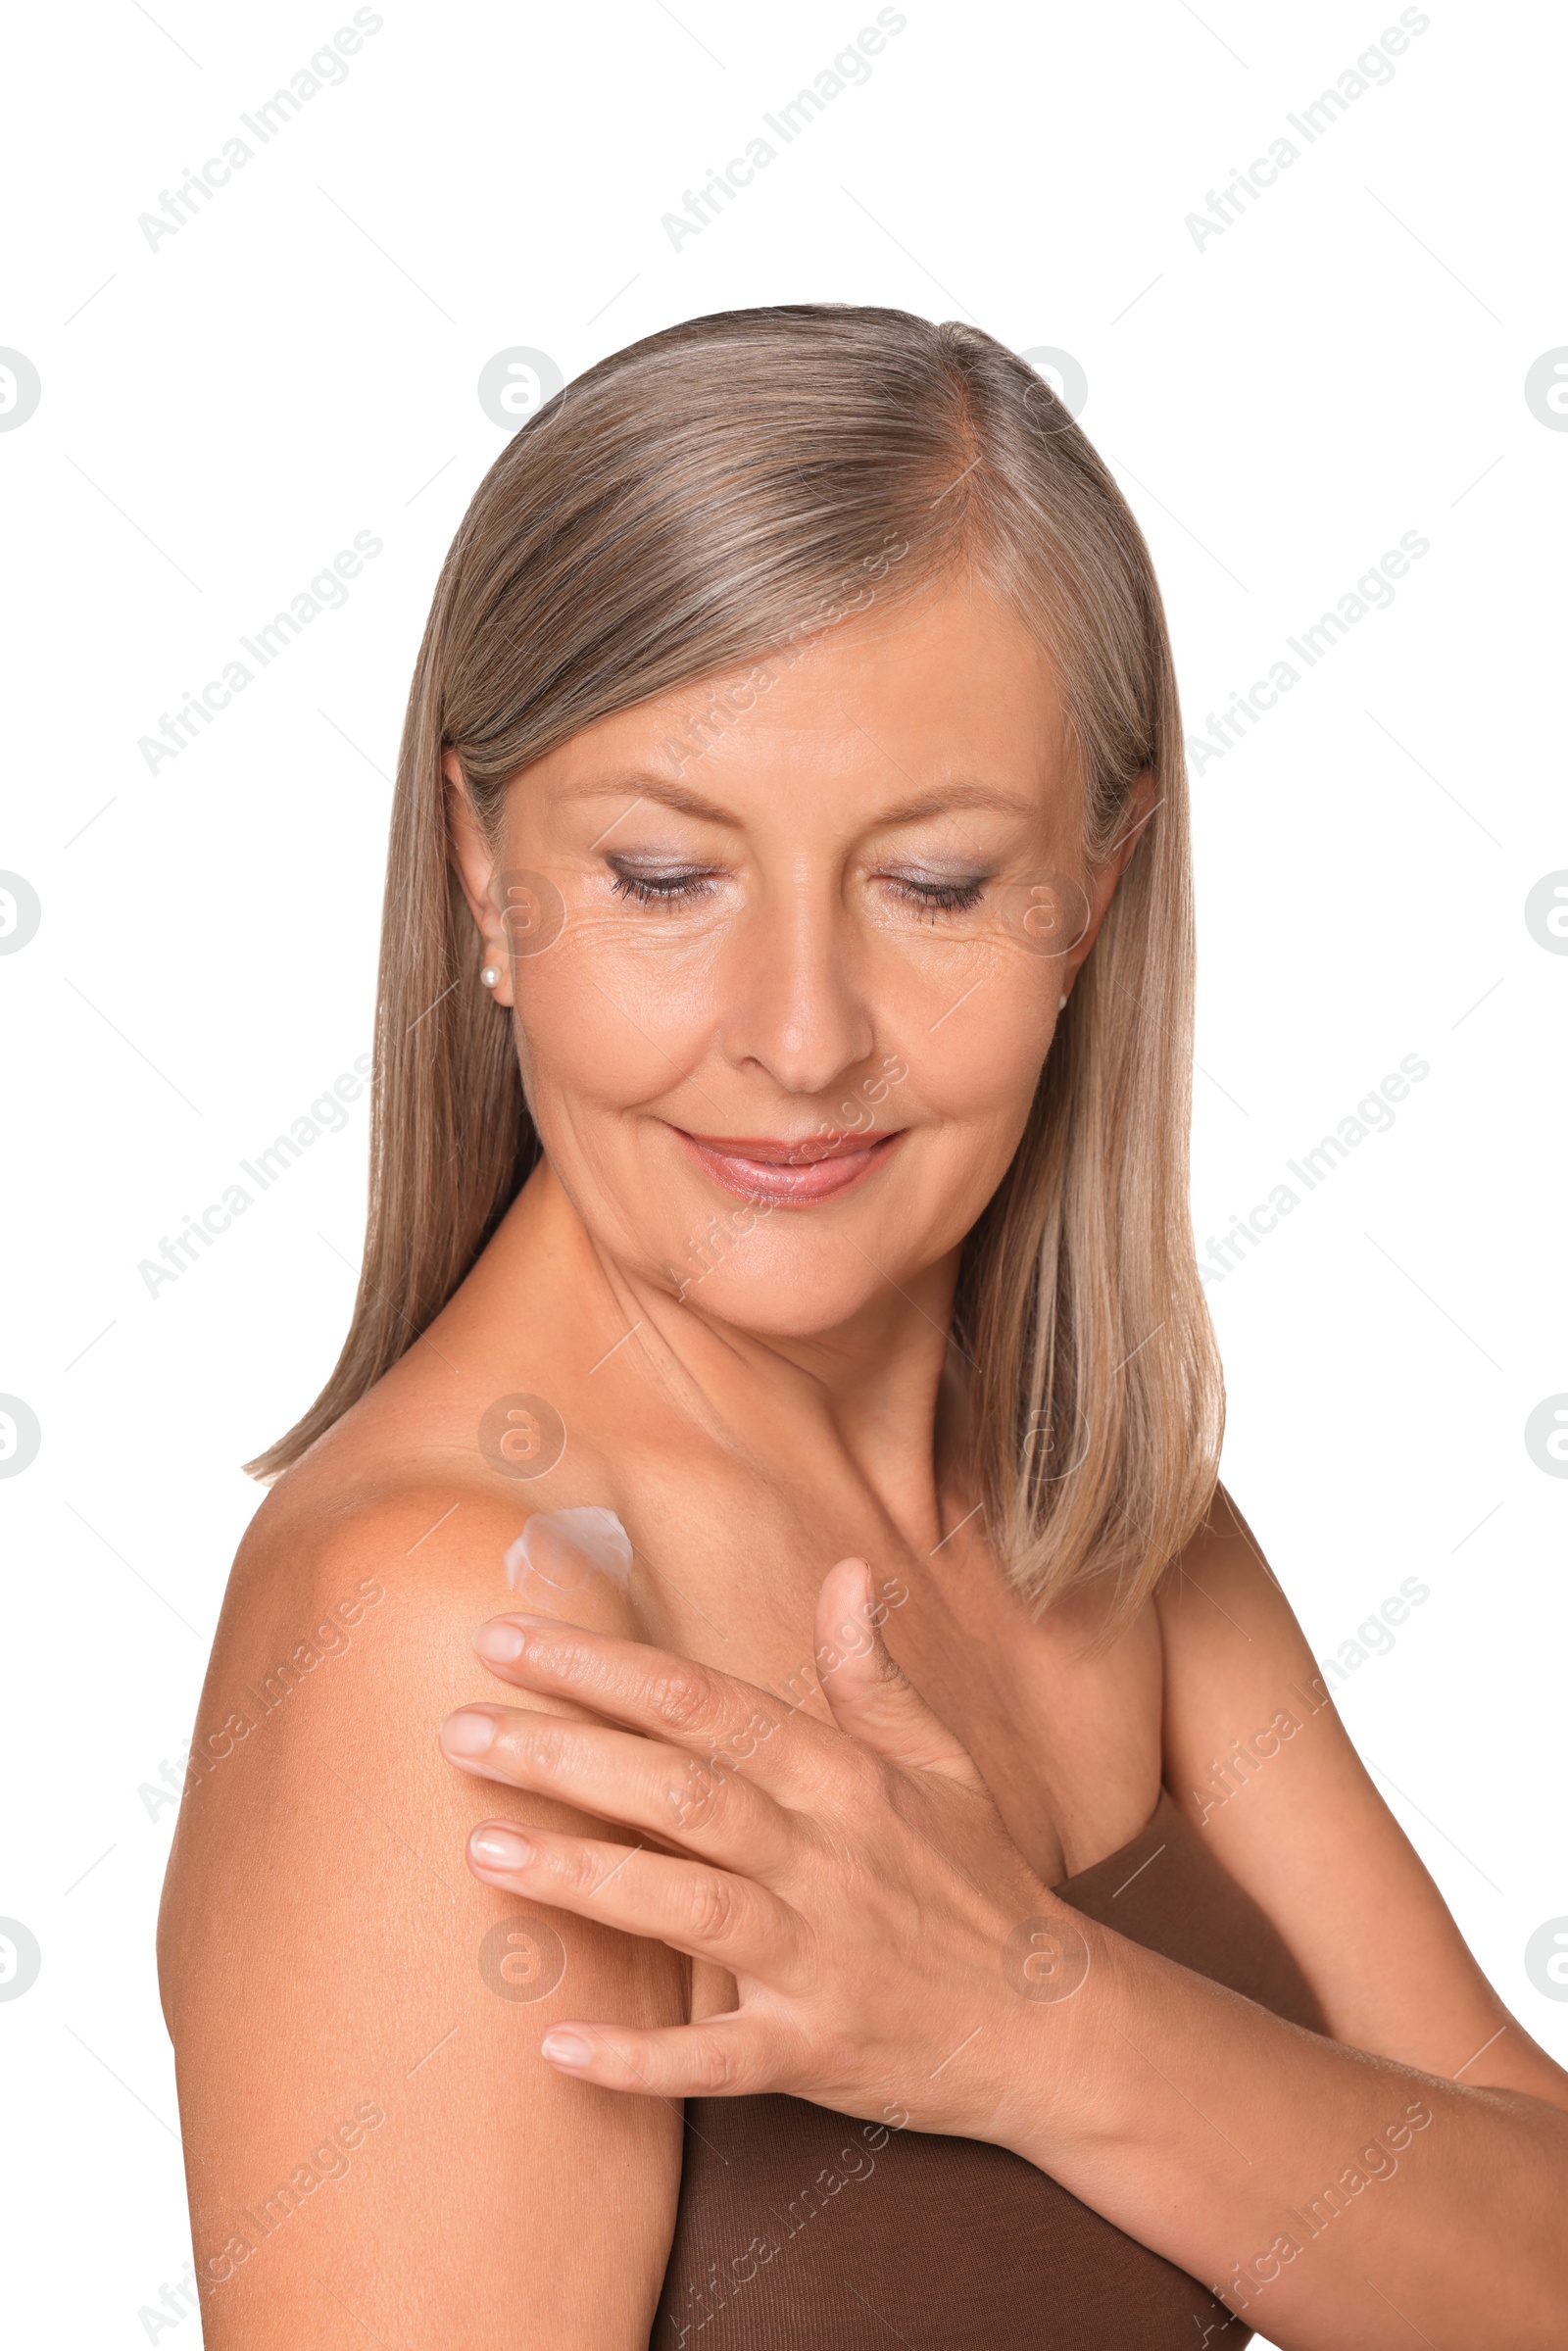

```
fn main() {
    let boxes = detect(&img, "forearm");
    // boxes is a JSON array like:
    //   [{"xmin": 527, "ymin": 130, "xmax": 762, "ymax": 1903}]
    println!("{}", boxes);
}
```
[
  {"xmin": 988, "ymin": 1919, "xmax": 1568, "ymax": 2348},
  {"xmin": 433, "ymin": 1583, "xmax": 1568, "ymax": 2342}
]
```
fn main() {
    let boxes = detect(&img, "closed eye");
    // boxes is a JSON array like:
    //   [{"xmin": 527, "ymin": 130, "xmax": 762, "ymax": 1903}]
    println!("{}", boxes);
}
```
[
  {"xmin": 881, "ymin": 872, "xmax": 989, "ymax": 916},
  {"xmin": 608, "ymin": 862, "xmax": 720, "ymax": 907}
]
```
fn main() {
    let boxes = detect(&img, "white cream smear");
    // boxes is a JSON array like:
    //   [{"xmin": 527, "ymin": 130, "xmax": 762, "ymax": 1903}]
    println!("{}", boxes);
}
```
[{"xmin": 504, "ymin": 1506, "xmax": 634, "ymax": 1596}]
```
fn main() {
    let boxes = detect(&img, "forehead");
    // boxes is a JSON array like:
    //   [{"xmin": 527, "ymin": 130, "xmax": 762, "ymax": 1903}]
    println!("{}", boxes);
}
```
[{"xmin": 522, "ymin": 574, "xmax": 1076, "ymax": 821}]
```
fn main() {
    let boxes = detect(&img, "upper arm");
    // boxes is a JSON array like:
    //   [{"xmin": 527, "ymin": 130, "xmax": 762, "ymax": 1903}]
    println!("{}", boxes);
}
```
[
  {"xmin": 1154, "ymin": 1488, "xmax": 1568, "ymax": 2110},
  {"xmin": 158, "ymin": 1487, "xmax": 686, "ymax": 2346}
]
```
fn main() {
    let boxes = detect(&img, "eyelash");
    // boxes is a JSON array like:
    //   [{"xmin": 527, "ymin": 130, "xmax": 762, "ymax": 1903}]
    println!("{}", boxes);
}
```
[
  {"xmin": 884, "ymin": 874, "xmax": 988, "ymax": 915},
  {"xmin": 606, "ymin": 868, "xmax": 990, "ymax": 914},
  {"xmin": 610, "ymin": 868, "xmax": 717, "ymax": 906}
]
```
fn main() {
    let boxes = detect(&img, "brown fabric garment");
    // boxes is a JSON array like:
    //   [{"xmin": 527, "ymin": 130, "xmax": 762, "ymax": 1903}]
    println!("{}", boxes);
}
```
[{"xmin": 651, "ymin": 1788, "xmax": 1328, "ymax": 2349}]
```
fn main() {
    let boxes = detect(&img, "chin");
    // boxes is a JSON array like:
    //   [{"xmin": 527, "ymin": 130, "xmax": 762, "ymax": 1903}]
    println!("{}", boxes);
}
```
[{"xmin": 667, "ymin": 1254, "xmax": 900, "ymax": 1340}]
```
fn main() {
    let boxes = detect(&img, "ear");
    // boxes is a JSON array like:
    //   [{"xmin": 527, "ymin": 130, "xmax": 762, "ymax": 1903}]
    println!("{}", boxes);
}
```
[
  {"xmin": 1060, "ymin": 766, "xmax": 1157, "ymax": 1003},
  {"xmin": 443, "ymin": 751, "xmax": 514, "ymax": 1007}
]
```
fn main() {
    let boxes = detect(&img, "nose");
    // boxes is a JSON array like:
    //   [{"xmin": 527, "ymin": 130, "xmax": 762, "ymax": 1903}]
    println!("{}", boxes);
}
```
[{"xmin": 719, "ymin": 871, "xmax": 877, "ymax": 1099}]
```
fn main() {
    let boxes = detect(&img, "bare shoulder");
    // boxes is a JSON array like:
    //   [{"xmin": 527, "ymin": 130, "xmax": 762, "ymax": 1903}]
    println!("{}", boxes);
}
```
[
  {"xmin": 159, "ymin": 1438, "xmax": 644, "ymax": 1990},
  {"xmin": 1153, "ymin": 1488, "xmax": 1568, "ymax": 2108},
  {"xmin": 158, "ymin": 1435, "xmax": 682, "ymax": 2347}
]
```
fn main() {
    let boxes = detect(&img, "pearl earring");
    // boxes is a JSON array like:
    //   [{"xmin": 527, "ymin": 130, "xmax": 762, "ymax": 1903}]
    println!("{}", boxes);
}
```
[
  {"xmin": 480, "ymin": 965, "xmax": 501, "ymax": 989},
  {"xmin": 1058, "ymin": 993, "xmax": 1067, "ymax": 1009}
]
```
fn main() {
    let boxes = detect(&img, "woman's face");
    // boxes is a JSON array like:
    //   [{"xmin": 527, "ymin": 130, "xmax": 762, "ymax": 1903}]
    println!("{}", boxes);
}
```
[{"xmin": 449, "ymin": 574, "xmax": 1137, "ymax": 1343}]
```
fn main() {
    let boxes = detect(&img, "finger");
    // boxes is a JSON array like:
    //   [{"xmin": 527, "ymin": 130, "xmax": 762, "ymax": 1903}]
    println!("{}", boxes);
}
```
[
  {"xmin": 439, "ymin": 1706, "xmax": 797, "ymax": 1877},
  {"xmin": 466, "ymin": 1819, "xmax": 803, "ymax": 1981},
  {"xmin": 534, "ymin": 2013, "xmax": 780, "ymax": 2100},
  {"xmin": 468, "ymin": 1614, "xmax": 836, "ymax": 1792},
  {"xmin": 816, "ymin": 1557, "xmax": 986, "ymax": 1785}
]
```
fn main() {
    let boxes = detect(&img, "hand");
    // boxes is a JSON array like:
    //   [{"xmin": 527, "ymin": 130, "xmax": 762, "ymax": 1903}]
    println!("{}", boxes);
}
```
[{"xmin": 438, "ymin": 1557, "xmax": 1092, "ymax": 2148}]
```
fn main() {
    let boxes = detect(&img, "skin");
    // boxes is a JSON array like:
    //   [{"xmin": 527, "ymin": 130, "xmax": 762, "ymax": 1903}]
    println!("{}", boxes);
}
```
[{"xmin": 159, "ymin": 576, "xmax": 1568, "ymax": 2347}]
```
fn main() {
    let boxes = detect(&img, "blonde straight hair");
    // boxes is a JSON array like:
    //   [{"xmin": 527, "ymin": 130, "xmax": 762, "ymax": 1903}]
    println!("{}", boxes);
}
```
[{"xmin": 250, "ymin": 304, "xmax": 1223, "ymax": 1626}]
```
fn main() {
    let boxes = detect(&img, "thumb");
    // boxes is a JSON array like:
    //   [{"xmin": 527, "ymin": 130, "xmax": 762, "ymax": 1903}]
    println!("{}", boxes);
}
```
[{"xmin": 815, "ymin": 1558, "xmax": 984, "ymax": 1785}]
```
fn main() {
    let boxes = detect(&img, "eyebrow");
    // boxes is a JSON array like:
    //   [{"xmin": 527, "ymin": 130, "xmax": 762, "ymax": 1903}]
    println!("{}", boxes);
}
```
[
  {"xmin": 564, "ymin": 775, "xmax": 744, "ymax": 829},
  {"xmin": 564, "ymin": 774, "xmax": 1035, "ymax": 832},
  {"xmin": 872, "ymin": 782, "xmax": 1038, "ymax": 824}
]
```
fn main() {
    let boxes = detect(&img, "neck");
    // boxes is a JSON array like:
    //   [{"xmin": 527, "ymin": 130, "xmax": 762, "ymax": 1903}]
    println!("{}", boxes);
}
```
[{"xmin": 482, "ymin": 1159, "xmax": 967, "ymax": 1539}]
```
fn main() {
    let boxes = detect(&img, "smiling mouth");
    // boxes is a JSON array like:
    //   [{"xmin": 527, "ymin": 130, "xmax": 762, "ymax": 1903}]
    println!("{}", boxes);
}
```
[{"xmin": 671, "ymin": 1125, "xmax": 906, "ymax": 1203}]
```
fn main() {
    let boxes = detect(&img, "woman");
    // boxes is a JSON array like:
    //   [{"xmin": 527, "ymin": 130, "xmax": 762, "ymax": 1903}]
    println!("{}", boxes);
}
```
[{"xmin": 157, "ymin": 306, "xmax": 1568, "ymax": 2347}]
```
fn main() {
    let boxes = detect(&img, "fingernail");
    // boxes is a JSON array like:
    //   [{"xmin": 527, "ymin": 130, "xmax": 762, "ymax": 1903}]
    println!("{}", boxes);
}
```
[
  {"xmin": 540, "ymin": 2030, "xmax": 593, "ymax": 2069},
  {"xmin": 473, "ymin": 1620, "xmax": 527, "ymax": 1664},
  {"xmin": 441, "ymin": 1710, "xmax": 497, "ymax": 1757},
  {"xmin": 470, "ymin": 1825, "xmax": 532, "ymax": 1869}
]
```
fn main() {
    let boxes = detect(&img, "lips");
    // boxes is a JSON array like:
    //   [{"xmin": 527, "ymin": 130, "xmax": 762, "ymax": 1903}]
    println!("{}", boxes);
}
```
[{"xmin": 671, "ymin": 1125, "xmax": 906, "ymax": 1204}]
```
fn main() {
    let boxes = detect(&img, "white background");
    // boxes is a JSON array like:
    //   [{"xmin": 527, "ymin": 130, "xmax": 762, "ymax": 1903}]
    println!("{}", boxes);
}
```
[{"xmin": 2, "ymin": 2, "xmax": 1564, "ymax": 2342}]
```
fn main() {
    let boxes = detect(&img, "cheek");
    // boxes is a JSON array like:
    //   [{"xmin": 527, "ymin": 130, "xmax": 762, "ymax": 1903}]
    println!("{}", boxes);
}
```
[
  {"xmin": 902, "ymin": 953, "xmax": 1059, "ymax": 1120},
  {"xmin": 514, "ymin": 918, "xmax": 1060, "ymax": 1120},
  {"xmin": 513, "ymin": 920, "xmax": 724, "ymax": 1108}
]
